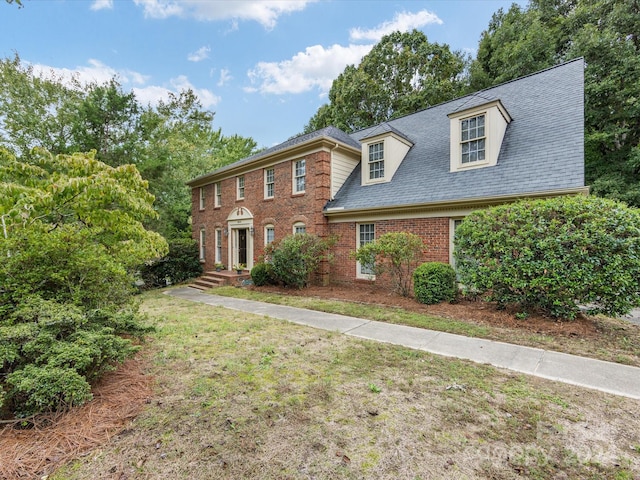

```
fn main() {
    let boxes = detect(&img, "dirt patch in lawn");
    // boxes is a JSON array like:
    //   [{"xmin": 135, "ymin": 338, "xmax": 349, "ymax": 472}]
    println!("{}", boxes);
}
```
[{"xmin": 252, "ymin": 283, "xmax": 599, "ymax": 339}]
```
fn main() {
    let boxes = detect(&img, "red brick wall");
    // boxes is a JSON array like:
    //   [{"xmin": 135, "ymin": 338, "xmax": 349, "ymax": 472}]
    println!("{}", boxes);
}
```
[
  {"xmin": 328, "ymin": 217, "xmax": 450, "ymax": 287},
  {"xmin": 191, "ymin": 151, "xmax": 331, "ymax": 272},
  {"xmin": 191, "ymin": 152, "xmax": 453, "ymax": 284}
]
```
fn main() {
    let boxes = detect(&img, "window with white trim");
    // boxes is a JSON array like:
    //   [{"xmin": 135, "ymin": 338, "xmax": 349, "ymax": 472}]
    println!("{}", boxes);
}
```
[
  {"xmin": 199, "ymin": 187, "xmax": 205, "ymax": 210},
  {"xmin": 368, "ymin": 142, "xmax": 384, "ymax": 180},
  {"xmin": 237, "ymin": 175, "xmax": 245, "ymax": 200},
  {"xmin": 214, "ymin": 182, "xmax": 221, "ymax": 207},
  {"xmin": 293, "ymin": 222, "xmax": 306, "ymax": 235},
  {"xmin": 265, "ymin": 168, "xmax": 274, "ymax": 199},
  {"xmin": 460, "ymin": 114, "xmax": 486, "ymax": 164},
  {"xmin": 357, "ymin": 223, "xmax": 375, "ymax": 277},
  {"xmin": 199, "ymin": 228, "xmax": 206, "ymax": 261},
  {"xmin": 293, "ymin": 159, "xmax": 305, "ymax": 193},
  {"xmin": 215, "ymin": 228, "xmax": 222, "ymax": 263},
  {"xmin": 449, "ymin": 218, "xmax": 464, "ymax": 268},
  {"xmin": 265, "ymin": 225, "xmax": 275, "ymax": 245}
]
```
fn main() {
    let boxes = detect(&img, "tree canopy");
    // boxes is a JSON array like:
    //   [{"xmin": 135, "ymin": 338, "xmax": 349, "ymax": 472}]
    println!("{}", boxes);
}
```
[
  {"xmin": 304, "ymin": 30, "xmax": 469, "ymax": 133},
  {"xmin": 0, "ymin": 55, "xmax": 258, "ymax": 239},
  {"xmin": 470, "ymin": 0, "xmax": 640, "ymax": 206}
]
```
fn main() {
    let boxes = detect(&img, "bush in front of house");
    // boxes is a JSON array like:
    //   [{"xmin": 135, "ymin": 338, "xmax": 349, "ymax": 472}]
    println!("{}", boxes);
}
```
[
  {"xmin": 352, "ymin": 232, "xmax": 425, "ymax": 297},
  {"xmin": 413, "ymin": 262, "xmax": 457, "ymax": 304},
  {"xmin": 454, "ymin": 196, "xmax": 640, "ymax": 319},
  {"xmin": 251, "ymin": 262, "xmax": 275, "ymax": 286},
  {"xmin": 265, "ymin": 233, "xmax": 335, "ymax": 289},
  {"xmin": 139, "ymin": 238, "xmax": 203, "ymax": 288}
]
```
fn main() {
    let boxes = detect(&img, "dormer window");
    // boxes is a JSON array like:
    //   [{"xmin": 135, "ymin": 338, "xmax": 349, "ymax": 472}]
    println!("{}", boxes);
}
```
[
  {"xmin": 360, "ymin": 129, "xmax": 412, "ymax": 186},
  {"xmin": 461, "ymin": 114, "xmax": 486, "ymax": 164},
  {"xmin": 449, "ymin": 100, "xmax": 511, "ymax": 172},
  {"xmin": 368, "ymin": 142, "xmax": 384, "ymax": 180}
]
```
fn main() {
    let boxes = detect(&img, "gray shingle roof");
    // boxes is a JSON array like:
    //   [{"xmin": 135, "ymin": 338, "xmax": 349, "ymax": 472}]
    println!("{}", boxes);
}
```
[
  {"xmin": 198, "ymin": 125, "xmax": 361, "ymax": 180},
  {"xmin": 326, "ymin": 58, "xmax": 585, "ymax": 212}
]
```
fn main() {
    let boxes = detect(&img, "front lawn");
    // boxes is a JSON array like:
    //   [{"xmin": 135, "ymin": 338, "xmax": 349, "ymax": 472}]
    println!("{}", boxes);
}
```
[{"xmin": 44, "ymin": 290, "xmax": 640, "ymax": 479}]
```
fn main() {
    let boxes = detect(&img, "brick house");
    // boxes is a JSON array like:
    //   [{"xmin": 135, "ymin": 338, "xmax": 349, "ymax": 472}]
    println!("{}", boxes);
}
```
[{"xmin": 187, "ymin": 59, "xmax": 587, "ymax": 285}]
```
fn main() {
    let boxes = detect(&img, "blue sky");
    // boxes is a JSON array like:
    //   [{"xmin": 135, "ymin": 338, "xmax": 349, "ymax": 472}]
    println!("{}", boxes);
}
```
[{"xmin": 2, "ymin": 0, "xmax": 523, "ymax": 149}]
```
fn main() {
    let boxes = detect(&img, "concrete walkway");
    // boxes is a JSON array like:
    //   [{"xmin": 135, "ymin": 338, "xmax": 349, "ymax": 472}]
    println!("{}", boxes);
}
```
[{"xmin": 166, "ymin": 287, "xmax": 640, "ymax": 401}]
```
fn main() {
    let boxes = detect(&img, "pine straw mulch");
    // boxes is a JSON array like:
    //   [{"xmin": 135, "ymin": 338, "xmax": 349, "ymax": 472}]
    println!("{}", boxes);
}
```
[
  {"xmin": 0, "ymin": 355, "xmax": 153, "ymax": 480},
  {"xmin": 251, "ymin": 283, "xmax": 600, "ymax": 338}
]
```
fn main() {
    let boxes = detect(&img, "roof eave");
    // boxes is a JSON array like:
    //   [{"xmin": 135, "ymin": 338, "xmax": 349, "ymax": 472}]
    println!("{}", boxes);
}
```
[
  {"xmin": 187, "ymin": 136, "xmax": 361, "ymax": 187},
  {"xmin": 324, "ymin": 187, "xmax": 590, "ymax": 220}
]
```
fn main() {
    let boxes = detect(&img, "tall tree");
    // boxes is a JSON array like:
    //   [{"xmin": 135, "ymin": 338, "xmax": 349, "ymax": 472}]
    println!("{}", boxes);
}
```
[
  {"xmin": 470, "ymin": 0, "xmax": 640, "ymax": 206},
  {"xmin": 0, "ymin": 55, "xmax": 258, "ymax": 238},
  {"xmin": 305, "ymin": 30, "xmax": 469, "ymax": 133}
]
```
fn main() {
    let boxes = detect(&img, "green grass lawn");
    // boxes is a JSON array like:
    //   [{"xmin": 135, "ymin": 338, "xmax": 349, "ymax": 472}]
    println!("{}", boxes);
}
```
[{"xmin": 51, "ymin": 290, "xmax": 640, "ymax": 479}]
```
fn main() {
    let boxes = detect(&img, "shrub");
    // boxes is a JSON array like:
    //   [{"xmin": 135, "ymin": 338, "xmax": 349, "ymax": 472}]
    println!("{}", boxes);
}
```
[
  {"xmin": 352, "ymin": 232, "xmax": 425, "ymax": 296},
  {"xmin": 413, "ymin": 262, "xmax": 457, "ymax": 304},
  {"xmin": 251, "ymin": 262, "xmax": 274, "ymax": 287},
  {"xmin": 266, "ymin": 234, "xmax": 335, "ymax": 289},
  {"xmin": 0, "ymin": 297, "xmax": 144, "ymax": 418},
  {"xmin": 454, "ymin": 196, "xmax": 640, "ymax": 319},
  {"xmin": 6, "ymin": 365, "xmax": 93, "ymax": 416},
  {"xmin": 139, "ymin": 238, "xmax": 203, "ymax": 288}
]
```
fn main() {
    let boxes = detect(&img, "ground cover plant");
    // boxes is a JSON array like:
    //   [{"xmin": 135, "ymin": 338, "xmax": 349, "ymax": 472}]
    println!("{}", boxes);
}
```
[{"xmin": 40, "ymin": 291, "xmax": 640, "ymax": 479}]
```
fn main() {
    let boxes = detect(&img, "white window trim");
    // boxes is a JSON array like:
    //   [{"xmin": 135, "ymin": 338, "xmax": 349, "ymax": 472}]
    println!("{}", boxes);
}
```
[
  {"xmin": 215, "ymin": 228, "xmax": 222, "ymax": 264},
  {"xmin": 199, "ymin": 187, "xmax": 205, "ymax": 210},
  {"xmin": 265, "ymin": 224, "xmax": 275, "ymax": 245},
  {"xmin": 293, "ymin": 222, "xmax": 306, "ymax": 235},
  {"xmin": 199, "ymin": 228, "xmax": 206, "ymax": 262},
  {"xmin": 368, "ymin": 141, "xmax": 385, "ymax": 181},
  {"xmin": 237, "ymin": 175, "xmax": 245, "ymax": 200},
  {"xmin": 214, "ymin": 182, "xmax": 221, "ymax": 208},
  {"xmin": 449, "ymin": 218, "xmax": 464, "ymax": 268},
  {"xmin": 293, "ymin": 159, "xmax": 306, "ymax": 194},
  {"xmin": 356, "ymin": 223, "xmax": 376, "ymax": 280},
  {"xmin": 448, "ymin": 100, "xmax": 511, "ymax": 173},
  {"xmin": 264, "ymin": 168, "xmax": 275, "ymax": 199}
]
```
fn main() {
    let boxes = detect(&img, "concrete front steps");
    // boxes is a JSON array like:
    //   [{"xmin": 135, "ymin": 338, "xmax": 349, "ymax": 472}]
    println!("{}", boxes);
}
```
[{"xmin": 191, "ymin": 270, "xmax": 251, "ymax": 290}]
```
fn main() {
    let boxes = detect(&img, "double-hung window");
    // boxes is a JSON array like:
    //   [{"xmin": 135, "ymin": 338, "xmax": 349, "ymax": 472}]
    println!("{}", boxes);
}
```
[
  {"xmin": 214, "ymin": 182, "xmax": 221, "ymax": 207},
  {"xmin": 293, "ymin": 222, "xmax": 306, "ymax": 235},
  {"xmin": 293, "ymin": 159, "xmax": 305, "ymax": 193},
  {"xmin": 199, "ymin": 187, "xmax": 205, "ymax": 210},
  {"xmin": 265, "ymin": 168, "xmax": 275, "ymax": 199},
  {"xmin": 199, "ymin": 228, "xmax": 206, "ymax": 261},
  {"xmin": 237, "ymin": 175, "xmax": 245, "ymax": 200},
  {"xmin": 358, "ymin": 223, "xmax": 375, "ymax": 277},
  {"xmin": 265, "ymin": 225, "xmax": 275, "ymax": 245},
  {"xmin": 368, "ymin": 142, "xmax": 384, "ymax": 180},
  {"xmin": 215, "ymin": 228, "xmax": 222, "ymax": 264},
  {"xmin": 461, "ymin": 115, "xmax": 486, "ymax": 164}
]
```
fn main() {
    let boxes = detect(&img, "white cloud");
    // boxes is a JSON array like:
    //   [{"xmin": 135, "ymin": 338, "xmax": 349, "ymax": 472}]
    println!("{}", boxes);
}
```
[
  {"xmin": 170, "ymin": 75, "xmax": 221, "ymax": 108},
  {"xmin": 29, "ymin": 59, "xmax": 219, "ymax": 109},
  {"xmin": 188, "ymin": 46, "xmax": 211, "ymax": 62},
  {"xmin": 31, "ymin": 59, "xmax": 149, "ymax": 87},
  {"xmin": 350, "ymin": 10, "xmax": 442, "ymax": 42},
  {"xmin": 246, "ymin": 43, "xmax": 372, "ymax": 95},
  {"xmin": 90, "ymin": 0, "xmax": 113, "ymax": 11},
  {"xmin": 133, "ymin": 0, "xmax": 314, "ymax": 29},
  {"xmin": 217, "ymin": 68, "xmax": 232, "ymax": 87}
]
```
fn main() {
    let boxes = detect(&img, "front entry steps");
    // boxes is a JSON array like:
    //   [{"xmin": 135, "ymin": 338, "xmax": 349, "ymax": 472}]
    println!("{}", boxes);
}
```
[{"xmin": 191, "ymin": 270, "xmax": 251, "ymax": 290}]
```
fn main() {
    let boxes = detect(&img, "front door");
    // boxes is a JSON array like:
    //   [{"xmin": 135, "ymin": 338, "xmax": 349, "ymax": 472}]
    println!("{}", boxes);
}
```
[{"xmin": 238, "ymin": 228, "xmax": 247, "ymax": 266}]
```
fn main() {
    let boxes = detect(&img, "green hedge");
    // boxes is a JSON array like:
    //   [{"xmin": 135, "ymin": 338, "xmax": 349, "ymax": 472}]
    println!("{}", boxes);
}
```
[
  {"xmin": 413, "ymin": 262, "xmax": 457, "ymax": 304},
  {"xmin": 454, "ymin": 196, "xmax": 640, "ymax": 319}
]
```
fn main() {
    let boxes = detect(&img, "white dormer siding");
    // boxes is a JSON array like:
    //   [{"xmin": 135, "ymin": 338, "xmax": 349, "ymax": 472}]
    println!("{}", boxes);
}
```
[
  {"xmin": 448, "ymin": 100, "xmax": 512, "ymax": 172},
  {"xmin": 360, "ymin": 132, "xmax": 413, "ymax": 186}
]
